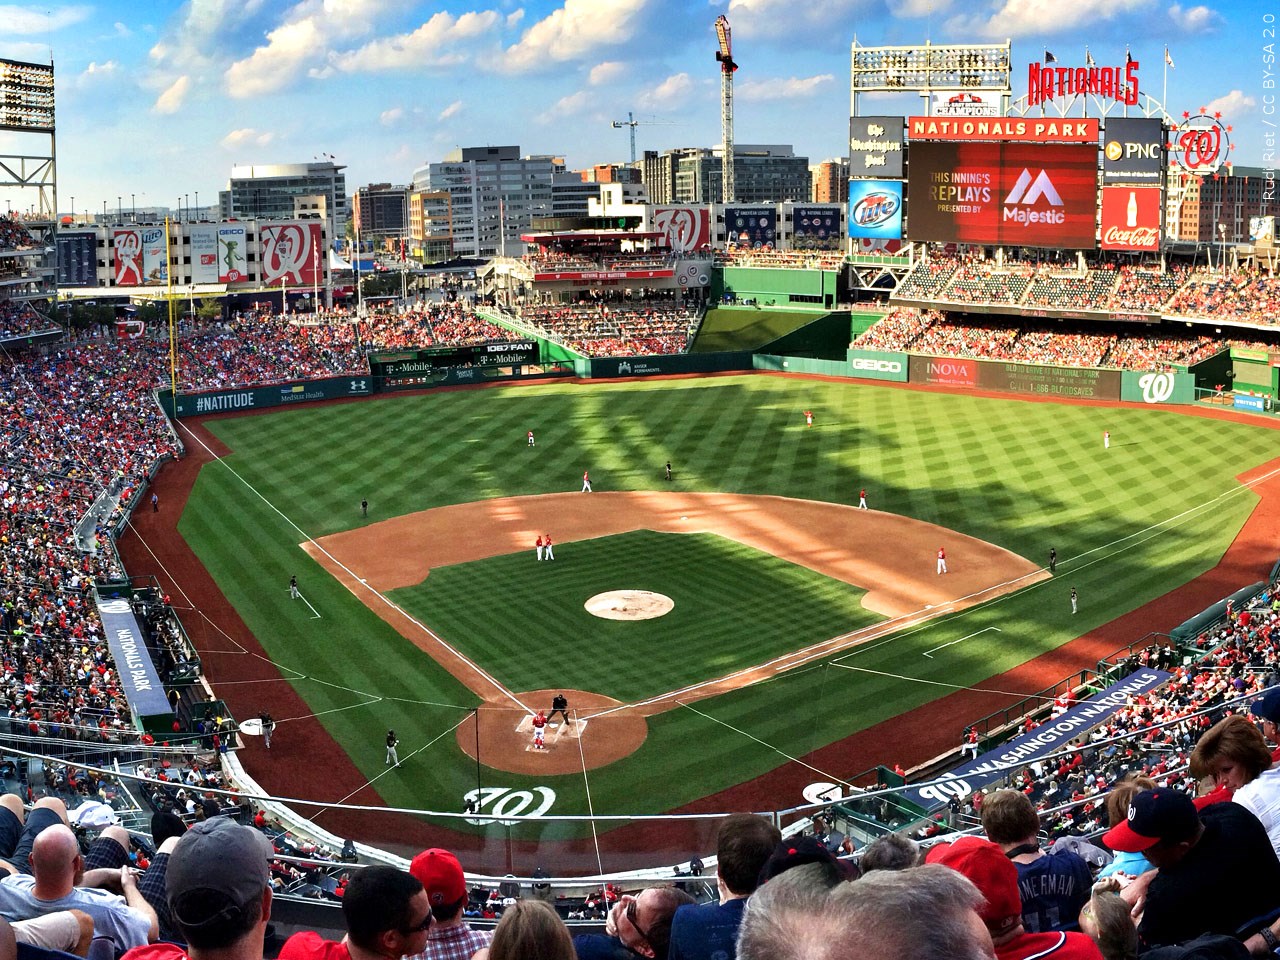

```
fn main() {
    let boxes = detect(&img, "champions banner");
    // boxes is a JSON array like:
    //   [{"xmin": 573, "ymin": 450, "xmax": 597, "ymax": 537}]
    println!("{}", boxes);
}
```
[
  {"xmin": 899, "ymin": 669, "xmax": 1172, "ymax": 809},
  {"xmin": 96, "ymin": 598, "xmax": 172, "ymax": 723}
]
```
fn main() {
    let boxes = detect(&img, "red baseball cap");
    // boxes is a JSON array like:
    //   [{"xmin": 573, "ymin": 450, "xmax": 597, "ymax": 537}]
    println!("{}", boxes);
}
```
[
  {"xmin": 925, "ymin": 836, "xmax": 1021, "ymax": 935},
  {"xmin": 410, "ymin": 848, "xmax": 467, "ymax": 906},
  {"xmin": 1103, "ymin": 788, "xmax": 1199, "ymax": 853}
]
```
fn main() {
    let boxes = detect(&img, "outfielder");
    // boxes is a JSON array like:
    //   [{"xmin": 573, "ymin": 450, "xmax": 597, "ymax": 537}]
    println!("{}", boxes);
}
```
[
  {"xmin": 582, "ymin": 470, "xmax": 592, "ymax": 493},
  {"xmin": 543, "ymin": 534, "xmax": 555, "ymax": 560},
  {"xmin": 385, "ymin": 729, "xmax": 400, "ymax": 766}
]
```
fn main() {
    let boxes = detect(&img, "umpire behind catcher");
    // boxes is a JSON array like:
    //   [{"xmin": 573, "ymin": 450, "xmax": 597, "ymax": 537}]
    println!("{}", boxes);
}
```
[{"xmin": 549, "ymin": 693, "xmax": 570, "ymax": 725}]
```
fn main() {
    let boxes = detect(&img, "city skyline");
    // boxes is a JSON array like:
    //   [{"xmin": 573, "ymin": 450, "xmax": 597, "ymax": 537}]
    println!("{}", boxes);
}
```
[{"xmin": 0, "ymin": 0, "xmax": 1267, "ymax": 215}]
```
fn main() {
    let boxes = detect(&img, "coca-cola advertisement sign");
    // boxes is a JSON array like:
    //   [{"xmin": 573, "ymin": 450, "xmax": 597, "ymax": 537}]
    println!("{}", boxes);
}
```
[
  {"xmin": 650, "ymin": 206, "xmax": 711, "ymax": 252},
  {"xmin": 1100, "ymin": 186, "xmax": 1161, "ymax": 251}
]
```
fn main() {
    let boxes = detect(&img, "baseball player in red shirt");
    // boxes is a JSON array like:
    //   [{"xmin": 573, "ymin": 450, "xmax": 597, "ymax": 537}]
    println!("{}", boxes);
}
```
[
  {"xmin": 937, "ymin": 547, "xmax": 947, "ymax": 575},
  {"xmin": 535, "ymin": 535, "xmax": 543, "ymax": 561},
  {"xmin": 532, "ymin": 711, "xmax": 547, "ymax": 749},
  {"xmin": 543, "ymin": 534, "xmax": 554, "ymax": 560},
  {"xmin": 582, "ymin": 470, "xmax": 592, "ymax": 492}
]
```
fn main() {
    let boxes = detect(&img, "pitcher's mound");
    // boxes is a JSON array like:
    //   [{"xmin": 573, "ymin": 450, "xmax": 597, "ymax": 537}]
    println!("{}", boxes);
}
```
[
  {"xmin": 585, "ymin": 590, "xmax": 674, "ymax": 621},
  {"xmin": 456, "ymin": 690, "xmax": 648, "ymax": 775}
]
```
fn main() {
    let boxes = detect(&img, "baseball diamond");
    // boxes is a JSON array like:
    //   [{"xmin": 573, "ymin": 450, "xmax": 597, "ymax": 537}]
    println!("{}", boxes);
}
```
[{"xmin": 131, "ymin": 371, "xmax": 1275, "ymax": 869}]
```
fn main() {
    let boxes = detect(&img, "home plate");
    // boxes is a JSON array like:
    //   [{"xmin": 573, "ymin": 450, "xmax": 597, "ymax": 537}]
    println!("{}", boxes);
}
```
[{"xmin": 681, "ymin": 516, "xmax": 688, "ymax": 520}]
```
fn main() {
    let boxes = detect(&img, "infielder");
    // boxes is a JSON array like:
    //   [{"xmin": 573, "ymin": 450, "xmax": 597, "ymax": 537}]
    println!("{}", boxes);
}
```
[
  {"xmin": 536, "ymin": 535, "xmax": 543, "ymax": 560},
  {"xmin": 936, "ymin": 547, "xmax": 947, "ymax": 575},
  {"xmin": 859, "ymin": 488, "xmax": 868, "ymax": 509},
  {"xmin": 543, "ymin": 534, "xmax": 554, "ymax": 560},
  {"xmin": 582, "ymin": 470, "xmax": 592, "ymax": 493}
]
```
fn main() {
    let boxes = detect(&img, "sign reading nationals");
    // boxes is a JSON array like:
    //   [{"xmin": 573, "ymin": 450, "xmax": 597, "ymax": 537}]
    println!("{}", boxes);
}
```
[
  {"xmin": 898, "ymin": 669, "xmax": 1171, "ymax": 809},
  {"xmin": 908, "ymin": 117, "xmax": 1099, "ymax": 143}
]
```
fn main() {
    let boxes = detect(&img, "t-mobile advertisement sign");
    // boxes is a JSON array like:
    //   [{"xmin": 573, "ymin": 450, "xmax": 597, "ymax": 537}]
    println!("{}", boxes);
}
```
[
  {"xmin": 908, "ymin": 141, "xmax": 1099, "ymax": 248},
  {"xmin": 1100, "ymin": 186, "xmax": 1162, "ymax": 251}
]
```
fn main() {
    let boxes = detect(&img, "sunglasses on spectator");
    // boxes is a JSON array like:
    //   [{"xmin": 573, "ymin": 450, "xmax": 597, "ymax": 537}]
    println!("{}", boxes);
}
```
[
  {"xmin": 400, "ymin": 912, "xmax": 433, "ymax": 934},
  {"xmin": 625, "ymin": 896, "xmax": 655, "ymax": 945}
]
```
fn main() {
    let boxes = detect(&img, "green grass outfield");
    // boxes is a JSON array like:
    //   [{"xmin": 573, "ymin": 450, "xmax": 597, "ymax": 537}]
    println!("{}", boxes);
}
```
[{"xmin": 179, "ymin": 375, "xmax": 1268, "ymax": 821}]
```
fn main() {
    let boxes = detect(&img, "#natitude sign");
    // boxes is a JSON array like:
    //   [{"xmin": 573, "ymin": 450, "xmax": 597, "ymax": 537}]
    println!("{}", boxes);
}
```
[{"xmin": 907, "ymin": 141, "xmax": 1098, "ymax": 248}]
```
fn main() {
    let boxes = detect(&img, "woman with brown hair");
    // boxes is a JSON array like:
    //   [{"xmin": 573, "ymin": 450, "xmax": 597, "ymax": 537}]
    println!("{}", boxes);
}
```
[
  {"xmin": 1188, "ymin": 713, "xmax": 1273, "ymax": 806},
  {"xmin": 474, "ymin": 900, "xmax": 575, "ymax": 960}
]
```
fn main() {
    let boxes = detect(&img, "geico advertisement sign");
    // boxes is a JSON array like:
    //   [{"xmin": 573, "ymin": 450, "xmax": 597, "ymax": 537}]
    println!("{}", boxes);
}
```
[{"xmin": 850, "ymin": 358, "xmax": 902, "ymax": 372}]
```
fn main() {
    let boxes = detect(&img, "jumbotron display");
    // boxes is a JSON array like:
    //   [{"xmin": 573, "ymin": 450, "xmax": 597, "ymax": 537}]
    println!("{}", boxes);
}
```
[{"xmin": 907, "ymin": 141, "xmax": 1099, "ymax": 248}]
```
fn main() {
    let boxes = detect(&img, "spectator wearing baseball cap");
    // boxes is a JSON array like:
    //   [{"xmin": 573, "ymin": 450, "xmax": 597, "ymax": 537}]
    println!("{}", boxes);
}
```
[
  {"xmin": 1251, "ymin": 688, "xmax": 1280, "ymax": 761},
  {"xmin": 279, "ymin": 866, "xmax": 431, "ymax": 960},
  {"xmin": 406, "ymin": 848, "xmax": 490, "ymax": 960},
  {"xmin": 1103, "ymin": 788, "xmax": 1280, "ymax": 949},
  {"xmin": 121, "ymin": 818, "xmax": 273, "ymax": 960},
  {"xmin": 926, "ymin": 836, "xmax": 1104, "ymax": 959}
]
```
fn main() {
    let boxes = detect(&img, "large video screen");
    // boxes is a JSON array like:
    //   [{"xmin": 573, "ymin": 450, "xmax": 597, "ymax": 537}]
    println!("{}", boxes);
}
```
[{"xmin": 908, "ymin": 141, "xmax": 1098, "ymax": 248}]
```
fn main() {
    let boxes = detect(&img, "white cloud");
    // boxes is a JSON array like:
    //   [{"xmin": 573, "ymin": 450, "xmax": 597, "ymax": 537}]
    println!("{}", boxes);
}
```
[
  {"xmin": 738, "ymin": 74, "xmax": 834, "ymax": 101},
  {"xmin": 329, "ymin": 10, "xmax": 501, "ymax": 73},
  {"xmin": 1168, "ymin": 2, "xmax": 1222, "ymax": 32},
  {"xmin": 945, "ymin": 0, "xmax": 1152, "ymax": 39},
  {"xmin": 220, "ymin": 127, "xmax": 275, "ymax": 149},
  {"xmin": 153, "ymin": 76, "xmax": 191, "ymax": 114},
  {"xmin": 1202, "ymin": 90, "xmax": 1255, "ymax": 117},
  {"xmin": 727, "ymin": 0, "xmax": 868, "ymax": 37},
  {"xmin": 3, "ymin": 4, "xmax": 92, "ymax": 33},
  {"xmin": 82, "ymin": 61, "xmax": 119, "ymax": 79},
  {"xmin": 589, "ymin": 60, "xmax": 626, "ymax": 85},
  {"xmin": 226, "ymin": 16, "xmax": 330, "ymax": 98},
  {"xmin": 113, "ymin": 22, "xmax": 132, "ymax": 38},
  {"xmin": 438, "ymin": 99, "xmax": 464, "ymax": 120},
  {"xmin": 504, "ymin": 0, "xmax": 648, "ymax": 72},
  {"xmin": 638, "ymin": 72, "xmax": 694, "ymax": 108},
  {"xmin": 380, "ymin": 107, "xmax": 404, "ymax": 125},
  {"xmin": 888, "ymin": 0, "xmax": 950, "ymax": 16},
  {"xmin": 506, "ymin": 9, "xmax": 525, "ymax": 28},
  {"xmin": 538, "ymin": 90, "xmax": 592, "ymax": 123}
]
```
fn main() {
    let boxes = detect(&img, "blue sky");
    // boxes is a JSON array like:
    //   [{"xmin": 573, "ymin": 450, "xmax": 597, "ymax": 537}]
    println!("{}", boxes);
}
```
[{"xmin": 0, "ymin": 0, "xmax": 1269, "ymax": 217}]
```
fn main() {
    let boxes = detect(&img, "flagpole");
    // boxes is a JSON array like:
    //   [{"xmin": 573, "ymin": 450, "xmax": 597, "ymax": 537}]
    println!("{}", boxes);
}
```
[{"xmin": 1163, "ymin": 47, "xmax": 1169, "ymax": 118}]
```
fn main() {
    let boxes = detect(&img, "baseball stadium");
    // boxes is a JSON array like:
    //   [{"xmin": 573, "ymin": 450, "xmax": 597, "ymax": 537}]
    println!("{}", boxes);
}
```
[{"xmin": 4, "ymin": 29, "xmax": 1280, "ymax": 958}]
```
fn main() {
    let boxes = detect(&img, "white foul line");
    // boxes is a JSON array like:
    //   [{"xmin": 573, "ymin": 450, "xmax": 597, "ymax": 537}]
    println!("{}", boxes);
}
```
[{"xmin": 922, "ymin": 626, "xmax": 1001, "ymax": 659}]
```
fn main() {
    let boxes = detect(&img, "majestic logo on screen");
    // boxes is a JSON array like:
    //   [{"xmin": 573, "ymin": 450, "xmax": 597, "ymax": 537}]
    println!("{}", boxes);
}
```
[
  {"xmin": 1003, "ymin": 169, "xmax": 1065, "ymax": 224},
  {"xmin": 851, "ymin": 193, "xmax": 900, "ymax": 227},
  {"xmin": 1138, "ymin": 371, "xmax": 1176, "ymax": 404},
  {"xmin": 1170, "ymin": 112, "xmax": 1233, "ymax": 174}
]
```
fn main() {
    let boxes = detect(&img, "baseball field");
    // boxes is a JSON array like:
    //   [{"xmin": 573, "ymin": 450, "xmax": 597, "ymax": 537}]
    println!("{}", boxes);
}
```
[{"xmin": 127, "ymin": 372, "xmax": 1279, "ymax": 870}]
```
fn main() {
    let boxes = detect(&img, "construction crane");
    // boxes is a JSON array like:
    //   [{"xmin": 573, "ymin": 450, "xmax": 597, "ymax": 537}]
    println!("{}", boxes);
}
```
[
  {"xmin": 714, "ymin": 15, "xmax": 737, "ymax": 204},
  {"xmin": 610, "ymin": 112, "xmax": 674, "ymax": 164}
]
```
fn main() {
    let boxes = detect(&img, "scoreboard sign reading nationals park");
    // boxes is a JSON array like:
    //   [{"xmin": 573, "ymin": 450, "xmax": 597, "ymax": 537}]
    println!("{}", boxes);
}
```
[{"xmin": 908, "ymin": 116, "xmax": 1099, "ymax": 143}]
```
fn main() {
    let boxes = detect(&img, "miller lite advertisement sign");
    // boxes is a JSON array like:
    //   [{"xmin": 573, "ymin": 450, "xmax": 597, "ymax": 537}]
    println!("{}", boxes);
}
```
[
  {"xmin": 847, "ymin": 180, "xmax": 903, "ymax": 240},
  {"xmin": 1100, "ymin": 186, "xmax": 1161, "ymax": 251}
]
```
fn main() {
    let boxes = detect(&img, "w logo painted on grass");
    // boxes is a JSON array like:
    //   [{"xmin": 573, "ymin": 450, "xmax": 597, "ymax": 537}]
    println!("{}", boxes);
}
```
[
  {"xmin": 1138, "ymin": 371, "xmax": 1176, "ymax": 404},
  {"xmin": 463, "ymin": 786, "xmax": 556, "ymax": 825}
]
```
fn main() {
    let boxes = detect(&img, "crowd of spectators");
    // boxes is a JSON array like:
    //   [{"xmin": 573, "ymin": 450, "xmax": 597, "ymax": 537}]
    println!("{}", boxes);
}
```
[
  {"xmin": 853, "ymin": 308, "xmax": 1225, "ymax": 370},
  {"xmin": 518, "ymin": 295, "xmax": 701, "ymax": 357},
  {"xmin": 715, "ymin": 250, "xmax": 846, "ymax": 271},
  {"xmin": 1166, "ymin": 267, "xmax": 1280, "ymax": 326},
  {"xmin": 0, "ymin": 301, "xmax": 56, "ymax": 339},
  {"xmin": 0, "ymin": 216, "xmax": 37, "ymax": 252}
]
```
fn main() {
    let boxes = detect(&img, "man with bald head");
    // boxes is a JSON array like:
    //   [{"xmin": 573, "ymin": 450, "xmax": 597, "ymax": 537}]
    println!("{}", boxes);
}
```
[{"xmin": 0, "ymin": 818, "xmax": 157, "ymax": 951}]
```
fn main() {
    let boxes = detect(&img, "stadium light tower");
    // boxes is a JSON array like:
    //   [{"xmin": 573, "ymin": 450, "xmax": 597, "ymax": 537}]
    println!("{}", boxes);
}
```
[{"xmin": 714, "ymin": 15, "xmax": 737, "ymax": 204}]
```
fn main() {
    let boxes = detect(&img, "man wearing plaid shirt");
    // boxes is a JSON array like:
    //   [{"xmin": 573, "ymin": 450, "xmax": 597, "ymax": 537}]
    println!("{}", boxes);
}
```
[{"xmin": 407, "ymin": 848, "xmax": 489, "ymax": 960}]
